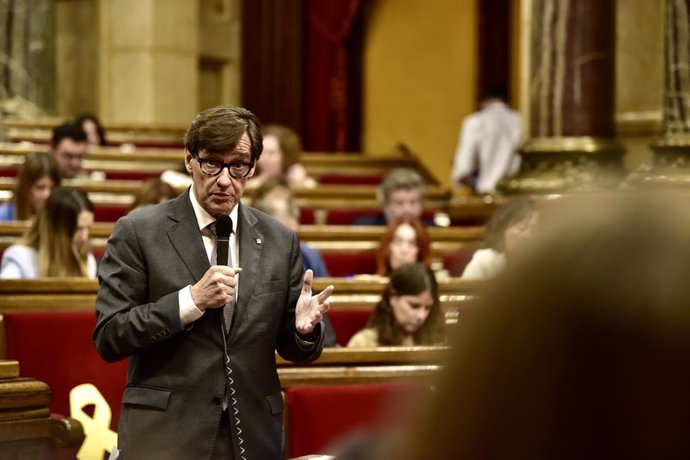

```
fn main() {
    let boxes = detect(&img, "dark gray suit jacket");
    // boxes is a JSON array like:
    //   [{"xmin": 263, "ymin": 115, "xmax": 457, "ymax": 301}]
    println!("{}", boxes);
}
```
[{"xmin": 93, "ymin": 189, "xmax": 324, "ymax": 460}]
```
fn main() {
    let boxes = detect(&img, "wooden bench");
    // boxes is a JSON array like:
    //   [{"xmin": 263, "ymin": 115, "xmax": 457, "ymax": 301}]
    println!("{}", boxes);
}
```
[
  {"xmin": 3, "ymin": 119, "xmax": 186, "ymax": 148},
  {"xmin": 0, "ymin": 277, "xmax": 481, "ymax": 317},
  {"xmin": 0, "ymin": 141, "xmax": 440, "ymax": 185},
  {"xmin": 0, "ymin": 307, "xmax": 447, "ymax": 458},
  {"xmin": 0, "ymin": 360, "xmax": 54, "ymax": 457},
  {"xmin": 0, "ymin": 222, "xmax": 484, "ymax": 275}
]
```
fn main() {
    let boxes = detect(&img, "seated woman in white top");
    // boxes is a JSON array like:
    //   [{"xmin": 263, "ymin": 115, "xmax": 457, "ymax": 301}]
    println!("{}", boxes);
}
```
[
  {"xmin": 347, "ymin": 263, "xmax": 445, "ymax": 347},
  {"xmin": 0, "ymin": 186, "xmax": 97, "ymax": 278},
  {"xmin": 461, "ymin": 196, "xmax": 538, "ymax": 281}
]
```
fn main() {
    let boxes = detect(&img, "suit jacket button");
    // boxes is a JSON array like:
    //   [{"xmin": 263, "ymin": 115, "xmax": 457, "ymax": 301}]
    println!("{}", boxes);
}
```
[{"xmin": 212, "ymin": 396, "xmax": 222, "ymax": 406}]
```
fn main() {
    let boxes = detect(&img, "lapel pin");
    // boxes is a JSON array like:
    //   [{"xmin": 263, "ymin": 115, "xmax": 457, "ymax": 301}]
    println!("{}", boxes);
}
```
[{"xmin": 256, "ymin": 238, "xmax": 262, "ymax": 245}]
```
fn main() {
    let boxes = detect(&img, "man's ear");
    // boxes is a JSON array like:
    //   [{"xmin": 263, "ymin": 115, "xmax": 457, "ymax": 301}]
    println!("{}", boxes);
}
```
[
  {"xmin": 184, "ymin": 150, "xmax": 194, "ymax": 174},
  {"xmin": 246, "ymin": 162, "xmax": 256, "ymax": 179}
]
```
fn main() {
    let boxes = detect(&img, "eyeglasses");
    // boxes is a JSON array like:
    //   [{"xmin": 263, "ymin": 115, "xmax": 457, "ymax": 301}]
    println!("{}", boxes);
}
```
[{"xmin": 193, "ymin": 154, "xmax": 254, "ymax": 178}]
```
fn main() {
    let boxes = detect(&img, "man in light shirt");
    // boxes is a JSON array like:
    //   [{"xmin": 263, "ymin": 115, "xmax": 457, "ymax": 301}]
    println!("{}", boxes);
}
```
[{"xmin": 451, "ymin": 86, "xmax": 521, "ymax": 194}]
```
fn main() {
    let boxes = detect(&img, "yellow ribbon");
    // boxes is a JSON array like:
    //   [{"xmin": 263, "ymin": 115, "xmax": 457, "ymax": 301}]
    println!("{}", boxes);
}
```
[{"xmin": 70, "ymin": 383, "xmax": 118, "ymax": 460}]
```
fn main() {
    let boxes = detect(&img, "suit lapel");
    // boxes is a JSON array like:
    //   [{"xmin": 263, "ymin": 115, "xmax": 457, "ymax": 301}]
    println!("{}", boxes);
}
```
[
  {"xmin": 235, "ymin": 205, "xmax": 264, "ymax": 331},
  {"xmin": 166, "ymin": 190, "xmax": 209, "ymax": 282}
]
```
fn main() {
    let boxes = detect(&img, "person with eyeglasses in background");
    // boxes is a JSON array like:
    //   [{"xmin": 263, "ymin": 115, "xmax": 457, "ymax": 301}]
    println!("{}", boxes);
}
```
[
  {"xmin": 51, "ymin": 121, "xmax": 88, "ymax": 179},
  {"xmin": 94, "ymin": 106, "xmax": 334, "ymax": 460}
]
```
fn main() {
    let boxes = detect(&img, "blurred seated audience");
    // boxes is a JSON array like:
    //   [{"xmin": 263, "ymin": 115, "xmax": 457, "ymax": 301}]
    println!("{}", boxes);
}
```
[
  {"xmin": 249, "ymin": 124, "xmax": 317, "ymax": 189},
  {"xmin": 375, "ymin": 218, "xmax": 431, "ymax": 277},
  {"xmin": 253, "ymin": 177, "xmax": 337, "ymax": 347},
  {"xmin": 252, "ymin": 177, "xmax": 330, "ymax": 277},
  {"xmin": 461, "ymin": 196, "xmax": 537, "ymax": 280},
  {"xmin": 129, "ymin": 177, "xmax": 179, "ymax": 212},
  {"xmin": 160, "ymin": 160, "xmax": 194, "ymax": 192},
  {"xmin": 347, "ymin": 263, "xmax": 445, "ymax": 347},
  {"xmin": 386, "ymin": 191, "xmax": 690, "ymax": 460},
  {"xmin": 0, "ymin": 186, "xmax": 96, "ymax": 278},
  {"xmin": 51, "ymin": 121, "xmax": 88, "ymax": 179},
  {"xmin": 353, "ymin": 168, "xmax": 429, "ymax": 226},
  {"xmin": 0, "ymin": 152, "xmax": 61, "ymax": 221},
  {"xmin": 74, "ymin": 113, "xmax": 107, "ymax": 146}
]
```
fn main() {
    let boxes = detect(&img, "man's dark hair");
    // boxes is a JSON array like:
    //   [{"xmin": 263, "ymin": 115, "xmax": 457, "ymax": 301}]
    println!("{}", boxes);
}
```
[
  {"xmin": 481, "ymin": 85, "xmax": 509, "ymax": 102},
  {"xmin": 51, "ymin": 122, "xmax": 87, "ymax": 148},
  {"xmin": 184, "ymin": 106, "xmax": 263, "ymax": 163}
]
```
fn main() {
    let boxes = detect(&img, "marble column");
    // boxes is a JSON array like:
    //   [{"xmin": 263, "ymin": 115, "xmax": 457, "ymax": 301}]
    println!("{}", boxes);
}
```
[
  {"xmin": 634, "ymin": 0, "xmax": 690, "ymax": 186},
  {"xmin": 0, "ymin": 0, "xmax": 55, "ymax": 116},
  {"xmin": 503, "ymin": 0, "xmax": 625, "ymax": 193},
  {"xmin": 98, "ymin": 0, "xmax": 199, "ymax": 124}
]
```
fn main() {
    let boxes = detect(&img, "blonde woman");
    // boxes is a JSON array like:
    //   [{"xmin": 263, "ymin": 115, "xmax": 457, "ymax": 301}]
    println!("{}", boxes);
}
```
[
  {"xmin": 0, "ymin": 186, "xmax": 96, "ymax": 278},
  {"xmin": 0, "ymin": 152, "xmax": 61, "ymax": 221}
]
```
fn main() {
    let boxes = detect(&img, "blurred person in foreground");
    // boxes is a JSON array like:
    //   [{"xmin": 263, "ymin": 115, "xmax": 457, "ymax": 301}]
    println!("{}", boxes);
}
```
[
  {"xmin": 0, "ymin": 151, "xmax": 61, "ymax": 221},
  {"xmin": 375, "ymin": 218, "xmax": 431, "ymax": 277},
  {"xmin": 460, "ymin": 196, "xmax": 537, "ymax": 280},
  {"xmin": 382, "ymin": 191, "xmax": 690, "ymax": 459},
  {"xmin": 347, "ymin": 262, "xmax": 445, "ymax": 347},
  {"xmin": 93, "ymin": 106, "xmax": 333, "ymax": 460},
  {"xmin": 0, "ymin": 186, "xmax": 95, "ymax": 278},
  {"xmin": 353, "ymin": 168, "xmax": 429, "ymax": 226}
]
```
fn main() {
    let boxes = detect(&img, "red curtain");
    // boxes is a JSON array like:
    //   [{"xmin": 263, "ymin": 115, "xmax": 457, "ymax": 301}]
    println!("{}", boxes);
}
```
[{"xmin": 304, "ymin": 0, "xmax": 362, "ymax": 152}]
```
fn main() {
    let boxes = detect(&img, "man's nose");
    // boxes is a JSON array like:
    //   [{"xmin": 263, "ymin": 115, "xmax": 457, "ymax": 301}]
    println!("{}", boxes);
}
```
[{"xmin": 216, "ymin": 168, "xmax": 233, "ymax": 185}]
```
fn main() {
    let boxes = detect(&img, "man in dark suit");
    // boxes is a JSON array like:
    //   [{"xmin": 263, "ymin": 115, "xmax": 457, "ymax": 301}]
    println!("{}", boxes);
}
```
[{"xmin": 94, "ymin": 106, "xmax": 333, "ymax": 460}]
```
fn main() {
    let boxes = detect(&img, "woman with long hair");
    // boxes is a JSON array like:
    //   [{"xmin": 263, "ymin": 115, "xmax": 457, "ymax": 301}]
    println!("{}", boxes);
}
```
[
  {"xmin": 348, "ymin": 263, "xmax": 445, "ymax": 347},
  {"xmin": 461, "ymin": 196, "xmax": 537, "ymax": 280},
  {"xmin": 0, "ymin": 186, "xmax": 96, "ymax": 278},
  {"xmin": 375, "ymin": 218, "xmax": 431, "ymax": 276},
  {"xmin": 75, "ymin": 113, "xmax": 107, "ymax": 146},
  {"xmin": 250, "ymin": 124, "xmax": 317, "ymax": 188},
  {"xmin": 0, "ymin": 152, "xmax": 61, "ymax": 221}
]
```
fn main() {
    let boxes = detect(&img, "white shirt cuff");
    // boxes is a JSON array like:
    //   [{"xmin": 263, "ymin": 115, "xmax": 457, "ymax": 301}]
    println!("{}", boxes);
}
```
[{"xmin": 179, "ymin": 285, "xmax": 204, "ymax": 326}]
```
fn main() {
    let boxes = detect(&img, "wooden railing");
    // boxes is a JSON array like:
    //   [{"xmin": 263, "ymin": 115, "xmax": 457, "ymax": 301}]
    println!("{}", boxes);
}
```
[
  {"xmin": 0, "ymin": 277, "xmax": 482, "ymax": 314},
  {"xmin": 0, "ymin": 222, "xmax": 485, "ymax": 258},
  {"xmin": 276, "ymin": 346, "xmax": 447, "ymax": 386}
]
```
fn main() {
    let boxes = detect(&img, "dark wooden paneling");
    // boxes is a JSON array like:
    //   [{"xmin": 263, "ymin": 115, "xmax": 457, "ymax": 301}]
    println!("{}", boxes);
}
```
[{"xmin": 241, "ymin": 0, "xmax": 304, "ymax": 135}]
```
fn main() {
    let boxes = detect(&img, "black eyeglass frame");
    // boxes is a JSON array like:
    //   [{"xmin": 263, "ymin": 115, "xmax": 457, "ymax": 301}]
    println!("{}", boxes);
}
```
[{"xmin": 192, "ymin": 153, "xmax": 255, "ymax": 179}]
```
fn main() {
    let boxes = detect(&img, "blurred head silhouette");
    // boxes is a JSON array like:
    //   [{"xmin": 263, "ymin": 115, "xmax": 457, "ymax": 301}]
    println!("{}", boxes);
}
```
[{"xmin": 396, "ymin": 190, "xmax": 690, "ymax": 460}]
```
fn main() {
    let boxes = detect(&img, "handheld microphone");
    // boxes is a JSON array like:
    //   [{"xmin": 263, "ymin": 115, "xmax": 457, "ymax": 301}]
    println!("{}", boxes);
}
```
[{"xmin": 215, "ymin": 214, "xmax": 233, "ymax": 266}]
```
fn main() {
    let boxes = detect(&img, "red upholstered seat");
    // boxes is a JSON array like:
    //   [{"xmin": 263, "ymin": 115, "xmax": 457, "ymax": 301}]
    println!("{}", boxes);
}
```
[
  {"xmin": 0, "ymin": 166, "xmax": 18, "ymax": 177},
  {"xmin": 104, "ymin": 170, "xmax": 163, "ymax": 181},
  {"xmin": 442, "ymin": 248, "xmax": 476, "ymax": 277},
  {"xmin": 327, "ymin": 310, "xmax": 372, "ymax": 346},
  {"xmin": 3, "ymin": 310, "xmax": 127, "ymax": 430},
  {"xmin": 318, "ymin": 174, "xmax": 383, "ymax": 185},
  {"xmin": 325, "ymin": 209, "xmax": 381, "ymax": 225},
  {"xmin": 320, "ymin": 251, "xmax": 377, "ymax": 277},
  {"xmin": 93, "ymin": 203, "xmax": 129, "ymax": 222},
  {"xmin": 285, "ymin": 382, "xmax": 431, "ymax": 458}
]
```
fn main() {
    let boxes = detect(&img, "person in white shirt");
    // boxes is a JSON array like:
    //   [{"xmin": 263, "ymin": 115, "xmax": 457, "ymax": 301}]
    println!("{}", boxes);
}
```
[
  {"xmin": 0, "ymin": 186, "xmax": 96, "ymax": 278},
  {"xmin": 461, "ymin": 196, "xmax": 537, "ymax": 281},
  {"xmin": 451, "ymin": 86, "xmax": 521, "ymax": 194}
]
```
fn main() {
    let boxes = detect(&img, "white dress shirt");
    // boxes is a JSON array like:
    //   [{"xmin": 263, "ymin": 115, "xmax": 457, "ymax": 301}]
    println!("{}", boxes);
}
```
[
  {"xmin": 178, "ymin": 187, "xmax": 239, "ymax": 326},
  {"xmin": 451, "ymin": 102, "xmax": 522, "ymax": 194}
]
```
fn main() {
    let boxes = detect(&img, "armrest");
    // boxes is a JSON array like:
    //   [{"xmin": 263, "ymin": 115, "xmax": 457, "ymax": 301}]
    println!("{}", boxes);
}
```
[{"xmin": 49, "ymin": 414, "xmax": 85, "ymax": 448}]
